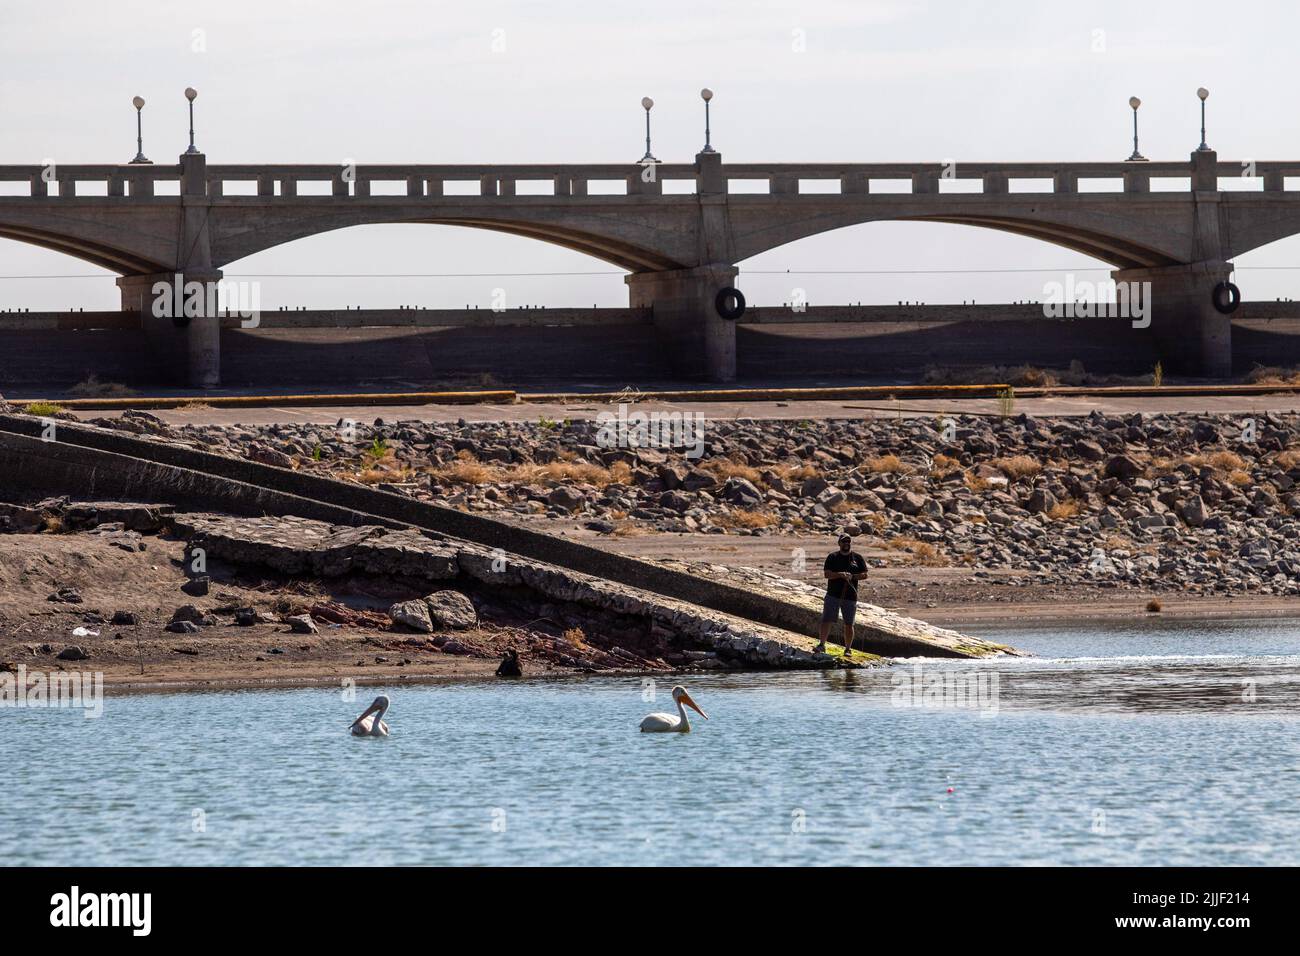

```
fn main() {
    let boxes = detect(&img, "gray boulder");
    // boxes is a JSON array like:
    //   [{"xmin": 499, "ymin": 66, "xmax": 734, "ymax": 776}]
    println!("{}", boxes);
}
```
[
  {"xmin": 547, "ymin": 486, "xmax": 586, "ymax": 512},
  {"xmin": 424, "ymin": 590, "xmax": 477, "ymax": 630},
  {"xmin": 1179, "ymin": 494, "xmax": 1208, "ymax": 528},
  {"xmin": 388, "ymin": 599, "xmax": 433, "ymax": 633},
  {"xmin": 1104, "ymin": 456, "xmax": 1144, "ymax": 480},
  {"xmin": 286, "ymin": 613, "xmax": 318, "ymax": 634},
  {"xmin": 889, "ymin": 491, "xmax": 928, "ymax": 515},
  {"xmin": 721, "ymin": 477, "xmax": 763, "ymax": 507}
]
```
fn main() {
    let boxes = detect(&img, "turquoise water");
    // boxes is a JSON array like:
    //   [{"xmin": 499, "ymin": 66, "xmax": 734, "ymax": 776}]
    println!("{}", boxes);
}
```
[{"xmin": 4, "ymin": 619, "xmax": 1299, "ymax": 866}]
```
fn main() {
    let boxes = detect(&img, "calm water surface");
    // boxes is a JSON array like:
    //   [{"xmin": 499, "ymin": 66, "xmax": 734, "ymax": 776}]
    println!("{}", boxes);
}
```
[{"xmin": 4, "ymin": 618, "xmax": 1299, "ymax": 865}]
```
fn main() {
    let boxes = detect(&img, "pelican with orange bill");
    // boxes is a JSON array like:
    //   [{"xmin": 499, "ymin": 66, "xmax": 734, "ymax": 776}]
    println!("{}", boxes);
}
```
[{"xmin": 640, "ymin": 685, "xmax": 708, "ymax": 733}]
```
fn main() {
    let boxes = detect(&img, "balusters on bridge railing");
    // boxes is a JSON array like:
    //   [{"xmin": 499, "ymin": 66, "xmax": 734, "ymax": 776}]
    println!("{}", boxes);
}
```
[
  {"xmin": 130, "ymin": 171, "xmax": 154, "ymax": 197},
  {"xmin": 770, "ymin": 174, "xmax": 798, "ymax": 195},
  {"xmin": 840, "ymin": 172, "xmax": 868, "ymax": 194},
  {"xmin": 1123, "ymin": 169, "xmax": 1150, "ymax": 193},
  {"xmin": 911, "ymin": 169, "xmax": 938, "ymax": 194},
  {"xmin": 627, "ymin": 171, "xmax": 662, "ymax": 195},
  {"xmin": 982, "ymin": 171, "xmax": 1008, "ymax": 194},
  {"xmin": 26, "ymin": 157, "xmax": 1289, "ymax": 203}
]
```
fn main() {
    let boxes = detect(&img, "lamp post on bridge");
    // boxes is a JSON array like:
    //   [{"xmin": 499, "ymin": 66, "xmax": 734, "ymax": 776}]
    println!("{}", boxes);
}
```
[
  {"xmin": 1196, "ymin": 87, "xmax": 1212, "ymax": 152},
  {"xmin": 700, "ymin": 88, "xmax": 716, "ymax": 154},
  {"xmin": 184, "ymin": 87, "xmax": 200, "ymax": 154},
  {"xmin": 1126, "ymin": 96, "xmax": 1147, "ymax": 162},
  {"xmin": 129, "ymin": 96, "xmax": 150, "ymax": 165},
  {"xmin": 639, "ymin": 97, "xmax": 660, "ymax": 163}
]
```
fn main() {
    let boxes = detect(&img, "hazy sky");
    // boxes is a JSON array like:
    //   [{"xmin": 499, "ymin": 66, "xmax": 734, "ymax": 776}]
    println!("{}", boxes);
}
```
[{"xmin": 3, "ymin": 0, "xmax": 1299, "ymax": 312}]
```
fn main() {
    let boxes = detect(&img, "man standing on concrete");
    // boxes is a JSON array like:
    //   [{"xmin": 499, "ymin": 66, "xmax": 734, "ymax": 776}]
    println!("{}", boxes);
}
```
[{"xmin": 816, "ymin": 532, "xmax": 868, "ymax": 655}]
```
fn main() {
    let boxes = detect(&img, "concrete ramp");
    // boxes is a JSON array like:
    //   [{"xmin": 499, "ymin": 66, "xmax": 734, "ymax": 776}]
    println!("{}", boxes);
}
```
[{"xmin": 0, "ymin": 413, "xmax": 1017, "ymax": 659}]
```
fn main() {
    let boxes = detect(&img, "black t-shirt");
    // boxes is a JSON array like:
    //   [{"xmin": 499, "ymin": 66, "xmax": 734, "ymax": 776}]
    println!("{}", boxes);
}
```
[{"xmin": 824, "ymin": 550, "xmax": 867, "ymax": 600}]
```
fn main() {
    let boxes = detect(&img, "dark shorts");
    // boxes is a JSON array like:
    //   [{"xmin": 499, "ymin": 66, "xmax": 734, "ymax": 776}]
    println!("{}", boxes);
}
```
[{"xmin": 821, "ymin": 593, "xmax": 857, "ymax": 625}]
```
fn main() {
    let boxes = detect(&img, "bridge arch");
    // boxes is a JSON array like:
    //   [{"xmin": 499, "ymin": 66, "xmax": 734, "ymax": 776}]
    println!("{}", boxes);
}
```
[
  {"xmin": 207, "ymin": 204, "xmax": 698, "ymax": 273},
  {"xmin": 725, "ymin": 202, "xmax": 1189, "ymax": 270},
  {"xmin": 733, "ymin": 219, "xmax": 1116, "ymax": 306},
  {"xmin": 214, "ymin": 220, "xmax": 638, "ymax": 310},
  {"xmin": 0, "ymin": 224, "xmax": 166, "ymax": 274}
]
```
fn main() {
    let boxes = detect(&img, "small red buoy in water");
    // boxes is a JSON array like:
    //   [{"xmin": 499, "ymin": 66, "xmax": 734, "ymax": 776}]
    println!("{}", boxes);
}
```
[{"xmin": 947, "ymin": 787, "xmax": 954, "ymax": 794}]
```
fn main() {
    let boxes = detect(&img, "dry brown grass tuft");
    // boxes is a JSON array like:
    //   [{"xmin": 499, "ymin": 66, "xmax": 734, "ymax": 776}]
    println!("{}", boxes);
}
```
[
  {"xmin": 992, "ymin": 455, "xmax": 1042, "ymax": 479},
  {"xmin": 773, "ymin": 463, "xmax": 822, "ymax": 482},
  {"xmin": 865, "ymin": 454, "xmax": 909, "ymax": 474},
  {"xmin": 713, "ymin": 508, "xmax": 778, "ymax": 530},
  {"xmin": 428, "ymin": 456, "xmax": 631, "ymax": 489},
  {"xmin": 1274, "ymin": 448, "xmax": 1300, "ymax": 470},
  {"xmin": 929, "ymin": 453, "xmax": 961, "ymax": 477},
  {"xmin": 1181, "ymin": 449, "xmax": 1248, "ymax": 473},
  {"xmin": 1145, "ymin": 598, "xmax": 1163, "ymax": 613},
  {"xmin": 430, "ymin": 458, "xmax": 496, "ymax": 486},
  {"xmin": 1046, "ymin": 499, "xmax": 1083, "ymax": 520},
  {"xmin": 882, "ymin": 536, "xmax": 947, "ymax": 566},
  {"xmin": 859, "ymin": 512, "xmax": 889, "ymax": 533},
  {"xmin": 963, "ymin": 470, "xmax": 990, "ymax": 492},
  {"xmin": 67, "ymin": 374, "xmax": 137, "ymax": 398},
  {"xmin": 524, "ymin": 460, "xmax": 632, "ymax": 487},
  {"xmin": 1244, "ymin": 365, "xmax": 1300, "ymax": 386},
  {"xmin": 1207, "ymin": 450, "xmax": 1246, "ymax": 472},
  {"xmin": 700, "ymin": 457, "xmax": 764, "ymax": 484}
]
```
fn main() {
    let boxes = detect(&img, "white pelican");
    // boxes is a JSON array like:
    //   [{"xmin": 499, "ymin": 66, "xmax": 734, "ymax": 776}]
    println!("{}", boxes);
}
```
[
  {"xmin": 349, "ymin": 694, "xmax": 391, "ymax": 737},
  {"xmin": 640, "ymin": 685, "xmax": 708, "ymax": 733}
]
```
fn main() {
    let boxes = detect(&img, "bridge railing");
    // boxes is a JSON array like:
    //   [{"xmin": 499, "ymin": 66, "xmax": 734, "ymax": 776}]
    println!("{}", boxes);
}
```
[
  {"xmin": 0, "ymin": 164, "xmax": 183, "ymax": 197},
  {"xmin": 4, "ymin": 158, "xmax": 1300, "ymax": 198},
  {"xmin": 201, "ymin": 163, "xmax": 700, "ymax": 198},
  {"xmin": 724, "ymin": 161, "xmax": 1300, "ymax": 195}
]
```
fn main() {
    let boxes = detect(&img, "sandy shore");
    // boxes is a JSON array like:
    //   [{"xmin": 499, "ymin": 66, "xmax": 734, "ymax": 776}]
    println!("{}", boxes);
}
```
[
  {"xmin": 5, "ymin": 522, "xmax": 1296, "ymax": 693},
  {"xmin": 0, "ymin": 532, "xmax": 605, "ymax": 691}
]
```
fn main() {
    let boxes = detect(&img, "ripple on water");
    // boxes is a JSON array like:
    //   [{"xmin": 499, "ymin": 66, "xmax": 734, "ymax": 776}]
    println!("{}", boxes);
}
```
[{"xmin": 4, "ymin": 621, "xmax": 1300, "ymax": 865}]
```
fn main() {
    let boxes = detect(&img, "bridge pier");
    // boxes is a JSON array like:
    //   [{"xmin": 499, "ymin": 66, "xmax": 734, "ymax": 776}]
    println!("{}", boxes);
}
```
[
  {"xmin": 1111, "ymin": 260, "xmax": 1233, "ymax": 378},
  {"xmin": 118, "ymin": 271, "xmax": 222, "ymax": 388},
  {"xmin": 626, "ymin": 264, "xmax": 738, "ymax": 381}
]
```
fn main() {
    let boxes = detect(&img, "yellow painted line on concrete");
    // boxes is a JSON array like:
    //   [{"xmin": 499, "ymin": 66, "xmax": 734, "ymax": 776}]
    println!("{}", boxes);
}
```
[
  {"xmin": 14, "ymin": 382, "xmax": 1300, "ymax": 413},
  {"xmin": 13, "ymin": 390, "xmax": 517, "ymax": 411},
  {"xmin": 521, "ymin": 384, "xmax": 1014, "ymax": 403},
  {"xmin": 1013, "ymin": 384, "xmax": 1300, "ymax": 398}
]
